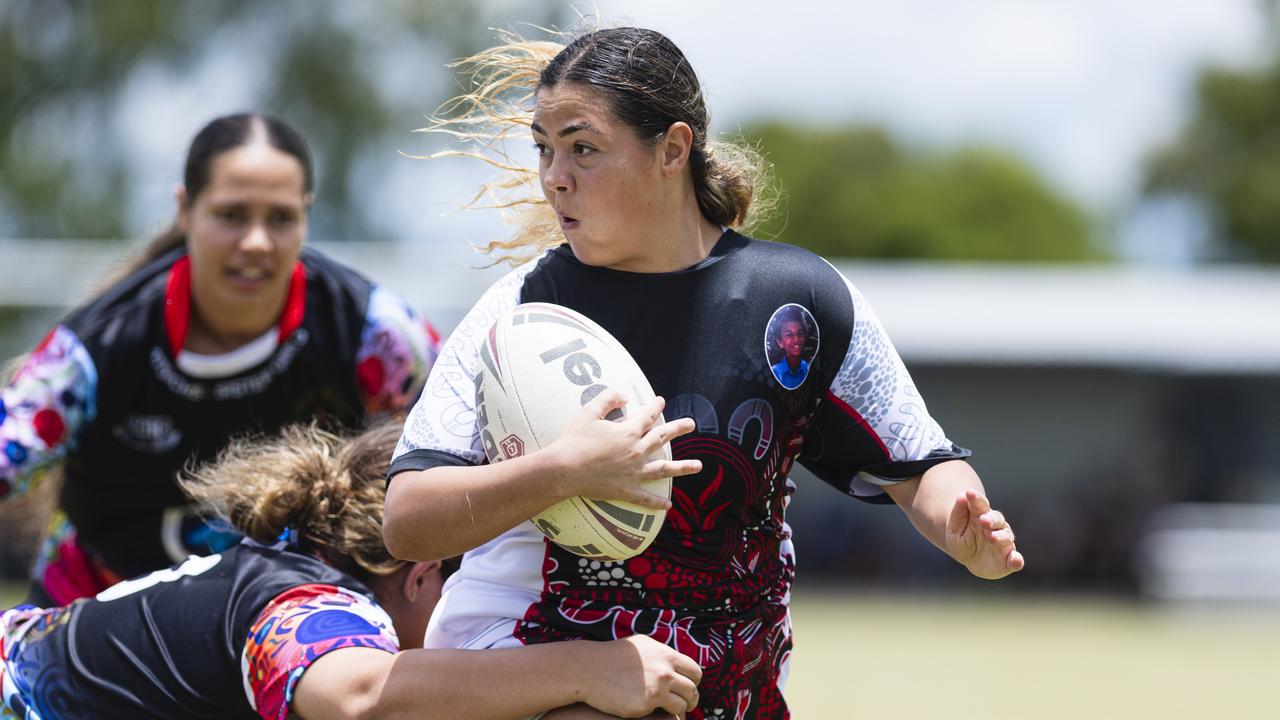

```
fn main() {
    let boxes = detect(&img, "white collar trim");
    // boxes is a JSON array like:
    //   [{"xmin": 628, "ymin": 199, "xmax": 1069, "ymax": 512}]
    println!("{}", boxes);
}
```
[{"xmin": 175, "ymin": 328, "xmax": 279, "ymax": 378}]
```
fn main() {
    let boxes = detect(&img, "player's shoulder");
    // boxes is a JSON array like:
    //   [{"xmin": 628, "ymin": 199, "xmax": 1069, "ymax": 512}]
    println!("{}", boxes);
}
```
[
  {"xmin": 230, "ymin": 542, "xmax": 376, "ymax": 605},
  {"xmin": 299, "ymin": 246, "xmax": 379, "ymax": 307},
  {"xmin": 476, "ymin": 248, "xmax": 559, "ymax": 305},
  {"xmin": 300, "ymin": 245, "xmax": 368, "ymax": 282},
  {"xmin": 62, "ymin": 248, "xmax": 178, "ymax": 342},
  {"xmin": 722, "ymin": 232, "xmax": 853, "ymax": 303}
]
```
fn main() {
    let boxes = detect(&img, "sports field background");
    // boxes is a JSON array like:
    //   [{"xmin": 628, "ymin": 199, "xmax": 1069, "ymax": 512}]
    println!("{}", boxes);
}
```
[
  {"xmin": 7, "ymin": 583, "xmax": 1269, "ymax": 717},
  {"xmin": 786, "ymin": 589, "xmax": 1275, "ymax": 718}
]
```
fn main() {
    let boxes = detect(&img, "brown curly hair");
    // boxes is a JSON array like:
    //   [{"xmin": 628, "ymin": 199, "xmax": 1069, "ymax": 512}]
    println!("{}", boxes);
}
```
[{"xmin": 178, "ymin": 422, "xmax": 406, "ymax": 582}]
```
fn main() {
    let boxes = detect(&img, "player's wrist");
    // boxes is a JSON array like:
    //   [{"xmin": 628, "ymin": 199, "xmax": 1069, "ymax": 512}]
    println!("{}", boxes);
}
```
[
  {"xmin": 570, "ymin": 640, "xmax": 619, "ymax": 707},
  {"xmin": 529, "ymin": 443, "xmax": 580, "ymax": 505}
]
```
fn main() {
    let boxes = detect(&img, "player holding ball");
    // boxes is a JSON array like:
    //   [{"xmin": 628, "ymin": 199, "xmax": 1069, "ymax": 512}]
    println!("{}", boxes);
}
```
[{"xmin": 384, "ymin": 25, "xmax": 1024, "ymax": 720}]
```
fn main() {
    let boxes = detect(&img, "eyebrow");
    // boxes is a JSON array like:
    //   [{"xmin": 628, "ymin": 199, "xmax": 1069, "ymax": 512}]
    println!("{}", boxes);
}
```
[{"xmin": 530, "ymin": 121, "xmax": 600, "ymax": 138}]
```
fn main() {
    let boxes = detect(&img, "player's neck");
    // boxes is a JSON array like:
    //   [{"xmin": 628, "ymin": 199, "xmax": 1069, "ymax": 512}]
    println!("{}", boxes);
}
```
[
  {"xmin": 608, "ymin": 200, "xmax": 722, "ymax": 274},
  {"xmin": 185, "ymin": 299, "xmax": 279, "ymax": 355}
]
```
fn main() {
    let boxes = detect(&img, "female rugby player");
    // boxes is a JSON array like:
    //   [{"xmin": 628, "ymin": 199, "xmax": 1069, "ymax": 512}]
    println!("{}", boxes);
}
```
[
  {"xmin": 384, "ymin": 27, "xmax": 1023, "ymax": 719},
  {"xmin": 0, "ymin": 423, "xmax": 700, "ymax": 719},
  {"xmin": 0, "ymin": 113, "xmax": 439, "ymax": 605}
]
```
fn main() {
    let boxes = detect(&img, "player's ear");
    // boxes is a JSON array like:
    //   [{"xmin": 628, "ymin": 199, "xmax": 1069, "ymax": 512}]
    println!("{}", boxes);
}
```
[
  {"xmin": 403, "ymin": 560, "xmax": 440, "ymax": 602},
  {"xmin": 659, "ymin": 122, "xmax": 694, "ymax": 177}
]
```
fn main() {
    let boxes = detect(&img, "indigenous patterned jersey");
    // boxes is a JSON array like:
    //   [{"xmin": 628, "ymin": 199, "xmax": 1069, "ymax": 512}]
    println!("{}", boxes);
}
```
[
  {"xmin": 391, "ymin": 232, "xmax": 969, "ymax": 719},
  {"xmin": 0, "ymin": 247, "xmax": 439, "ymax": 585},
  {"xmin": 0, "ymin": 543, "xmax": 397, "ymax": 720}
]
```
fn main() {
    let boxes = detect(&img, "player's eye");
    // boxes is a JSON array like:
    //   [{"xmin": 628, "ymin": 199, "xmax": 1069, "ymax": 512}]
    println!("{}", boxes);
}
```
[{"xmin": 268, "ymin": 209, "xmax": 299, "ymax": 226}]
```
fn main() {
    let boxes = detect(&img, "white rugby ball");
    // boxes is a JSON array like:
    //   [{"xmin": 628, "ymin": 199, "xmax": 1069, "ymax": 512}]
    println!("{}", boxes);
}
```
[{"xmin": 476, "ymin": 302, "xmax": 670, "ymax": 560}]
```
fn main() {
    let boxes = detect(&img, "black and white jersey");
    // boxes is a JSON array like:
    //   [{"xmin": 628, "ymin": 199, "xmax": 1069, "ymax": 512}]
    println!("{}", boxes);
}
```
[
  {"xmin": 0, "ymin": 246, "xmax": 438, "ymax": 585},
  {"xmin": 390, "ymin": 231, "xmax": 968, "ymax": 717}
]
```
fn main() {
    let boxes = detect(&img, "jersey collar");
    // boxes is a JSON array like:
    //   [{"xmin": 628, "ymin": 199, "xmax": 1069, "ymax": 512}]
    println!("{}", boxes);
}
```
[{"xmin": 163, "ymin": 256, "xmax": 308, "ymax": 358}]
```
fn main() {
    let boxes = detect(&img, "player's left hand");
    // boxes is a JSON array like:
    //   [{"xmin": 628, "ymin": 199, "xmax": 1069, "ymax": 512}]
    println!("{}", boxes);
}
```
[{"xmin": 945, "ymin": 489, "xmax": 1025, "ymax": 580}]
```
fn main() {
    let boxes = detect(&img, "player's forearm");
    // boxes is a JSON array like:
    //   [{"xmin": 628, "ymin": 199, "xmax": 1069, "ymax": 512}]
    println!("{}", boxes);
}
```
[
  {"xmin": 370, "ymin": 645, "xmax": 610, "ymax": 720},
  {"xmin": 383, "ymin": 450, "xmax": 572, "ymax": 560},
  {"xmin": 885, "ymin": 460, "xmax": 984, "ymax": 559},
  {"xmin": 295, "ymin": 646, "xmax": 592, "ymax": 720}
]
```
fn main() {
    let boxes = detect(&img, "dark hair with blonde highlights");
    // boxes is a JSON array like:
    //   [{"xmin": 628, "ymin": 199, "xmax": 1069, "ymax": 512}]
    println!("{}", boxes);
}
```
[
  {"xmin": 418, "ymin": 25, "xmax": 775, "ymax": 263},
  {"xmin": 178, "ymin": 422, "xmax": 406, "ymax": 583}
]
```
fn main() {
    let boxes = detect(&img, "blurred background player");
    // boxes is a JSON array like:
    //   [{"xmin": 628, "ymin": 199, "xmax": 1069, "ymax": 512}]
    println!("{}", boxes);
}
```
[
  {"xmin": 384, "ymin": 26, "xmax": 1023, "ymax": 720},
  {"xmin": 0, "ymin": 421, "xmax": 701, "ymax": 720},
  {"xmin": 0, "ymin": 113, "xmax": 440, "ymax": 605}
]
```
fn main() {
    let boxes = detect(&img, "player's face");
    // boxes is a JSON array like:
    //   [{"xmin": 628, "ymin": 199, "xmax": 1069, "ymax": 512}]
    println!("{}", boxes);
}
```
[
  {"xmin": 180, "ymin": 142, "xmax": 309, "ymax": 339},
  {"xmin": 779, "ymin": 320, "xmax": 805, "ymax": 361},
  {"xmin": 533, "ymin": 82, "xmax": 665, "ymax": 269}
]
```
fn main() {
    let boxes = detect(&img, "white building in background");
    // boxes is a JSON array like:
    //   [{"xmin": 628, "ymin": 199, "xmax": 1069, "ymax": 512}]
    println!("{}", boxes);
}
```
[{"xmin": 2, "ymin": 240, "xmax": 1278, "ymax": 595}]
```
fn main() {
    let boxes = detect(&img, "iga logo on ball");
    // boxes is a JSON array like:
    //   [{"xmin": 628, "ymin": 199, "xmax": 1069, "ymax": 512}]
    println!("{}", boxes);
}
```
[{"xmin": 476, "ymin": 302, "xmax": 671, "ymax": 560}]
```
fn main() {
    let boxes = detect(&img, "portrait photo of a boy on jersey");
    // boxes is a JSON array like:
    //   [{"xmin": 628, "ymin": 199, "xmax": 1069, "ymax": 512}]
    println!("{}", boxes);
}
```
[{"xmin": 764, "ymin": 304, "xmax": 819, "ymax": 390}]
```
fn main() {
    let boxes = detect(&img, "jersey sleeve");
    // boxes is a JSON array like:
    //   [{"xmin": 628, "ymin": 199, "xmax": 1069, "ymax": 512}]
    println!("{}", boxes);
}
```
[
  {"xmin": 798, "ymin": 273, "xmax": 970, "ymax": 504},
  {"xmin": 0, "ymin": 325, "xmax": 97, "ymax": 500},
  {"xmin": 241, "ymin": 583, "xmax": 400, "ymax": 720},
  {"xmin": 387, "ymin": 259, "xmax": 539, "ymax": 481},
  {"xmin": 354, "ymin": 285, "xmax": 442, "ymax": 415}
]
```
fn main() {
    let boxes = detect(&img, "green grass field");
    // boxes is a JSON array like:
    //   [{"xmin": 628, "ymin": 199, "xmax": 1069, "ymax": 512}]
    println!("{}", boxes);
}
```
[
  {"xmin": 3, "ymin": 583, "xmax": 1273, "ymax": 717},
  {"xmin": 787, "ymin": 590, "xmax": 1278, "ymax": 718}
]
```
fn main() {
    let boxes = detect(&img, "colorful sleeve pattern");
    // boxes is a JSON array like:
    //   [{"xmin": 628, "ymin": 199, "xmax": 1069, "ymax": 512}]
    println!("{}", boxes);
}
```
[
  {"xmin": 354, "ymin": 285, "xmax": 442, "ymax": 415},
  {"xmin": 800, "ymin": 272, "xmax": 970, "ymax": 502},
  {"xmin": 389, "ymin": 258, "xmax": 540, "ymax": 478},
  {"xmin": 0, "ymin": 325, "xmax": 97, "ymax": 499},
  {"xmin": 241, "ymin": 584, "xmax": 399, "ymax": 720}
]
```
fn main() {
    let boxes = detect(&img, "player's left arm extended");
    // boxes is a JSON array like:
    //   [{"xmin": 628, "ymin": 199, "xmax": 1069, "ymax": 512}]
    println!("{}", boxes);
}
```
[
  {"xmin": 290, "ymin": 637, "xmax": 701, "ymax": 720},
  {"xmin": 883, "ymin": 460, "xmax": 1025, "ymax": 580}
]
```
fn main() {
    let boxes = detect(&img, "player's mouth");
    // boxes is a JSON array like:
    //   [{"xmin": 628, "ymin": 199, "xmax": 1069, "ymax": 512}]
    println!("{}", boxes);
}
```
[
  {"xmin": 225, "ymin": 265, "xmax": 273, "ymax": 290},
  {"xmin": 558, "ymin": 213, "xmax": 579, "ymax": 231}
]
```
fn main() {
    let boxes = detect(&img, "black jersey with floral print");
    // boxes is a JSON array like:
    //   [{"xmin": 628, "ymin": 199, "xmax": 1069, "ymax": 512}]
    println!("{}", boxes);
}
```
[{"xmin": 0, "ymin": 247, "xmax": 439, "ymax": 587}]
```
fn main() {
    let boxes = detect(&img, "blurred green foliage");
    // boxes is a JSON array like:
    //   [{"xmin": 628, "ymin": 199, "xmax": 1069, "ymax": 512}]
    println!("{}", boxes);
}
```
[
  {"xmin": 1145, "ymin": 56, "xmax": 1280, "ymax": 262},
  {"xmin": 746, "ymin": 124, "xmax": 1098, "ymax": 261},
  {"xmin": 0, "ymin": 2, "xmax": 1095, "ymax": 262},
  {"xmin": 0, "ymin": 0, "xmax": 554, "ymax": 242}
]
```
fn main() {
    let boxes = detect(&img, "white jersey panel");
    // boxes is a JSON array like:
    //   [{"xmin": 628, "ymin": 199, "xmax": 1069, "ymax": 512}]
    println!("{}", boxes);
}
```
[
  {"xmin": 393, "ymin": 255, "xmax": 544, "ymax": 466},
  {"xmin": 423, "ymin": 525, "xmax": 547, "ymax": 649},
  {"xmin": 825, "ymin": 267, "xmax": 956, "ymax": 494}
]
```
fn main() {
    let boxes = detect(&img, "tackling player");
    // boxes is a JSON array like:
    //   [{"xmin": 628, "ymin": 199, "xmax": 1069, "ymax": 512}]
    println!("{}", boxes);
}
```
[{"xmin": 0, "ymin": 422, "xmax": 700, "ymax": 719}]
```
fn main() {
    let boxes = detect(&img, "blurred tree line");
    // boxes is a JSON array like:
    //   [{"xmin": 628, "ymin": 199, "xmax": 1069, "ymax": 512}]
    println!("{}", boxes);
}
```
[
  {"xmin": 744, "ymin": 124, "xmax": 1098, "ymax": 261},
  {"xmin": 1144, "ymin": 6, "xmax": 1280, "ymax": 264},
  {"xmin": 1, "ymin": 0, "xmax": 1098, "ymax": 262},
  {"xmin": 7, "ymin": 1, "xmax": 1278, "ymax": 263},
  {"xmin": 0, "ymin": 0, "xmax": 556, "ymax": 243}
]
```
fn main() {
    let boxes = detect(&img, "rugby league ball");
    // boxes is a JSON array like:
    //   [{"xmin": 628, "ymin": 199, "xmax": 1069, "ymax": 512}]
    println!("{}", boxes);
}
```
[{"xmin": 476, "ymin": 302, "xmax": 670, "ymax": 560}]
